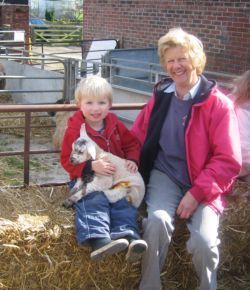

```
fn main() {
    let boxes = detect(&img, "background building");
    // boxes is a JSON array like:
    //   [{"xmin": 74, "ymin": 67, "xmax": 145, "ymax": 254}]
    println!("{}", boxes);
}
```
[
  {"xmin": 83, "ymin": 0, "xmax": 250, "ymax": 74},
  {"xmin": 29, "ymin": 0, "xmax": 83, "ymax": 20}
]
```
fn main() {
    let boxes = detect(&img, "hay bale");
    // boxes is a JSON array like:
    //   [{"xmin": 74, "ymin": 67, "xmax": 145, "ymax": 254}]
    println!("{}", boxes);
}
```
[
  {"xmin": 52, "ymin": 111, "xmax": 74, "ymax": 150},
  {"xmin": 218, "ymin": 181, "xmax": 250, "ymax": 290},
  {"xmin": 0, "ymin": 182, "xmax": 249, "ymax": 290},
  {"xmin": 0, "ymin": 93, "xmax": 13, "ymax": 103},
  {"xmin": 0, "ymin": 112, "xmax": 55, "ymax": 139},
  {"xmin": 0, "ymin": 186, "xmax": 140, "ymax": 290},
  {"xmin": 0, "ymin": 93, "xmax": 55, "ymax": 139}
]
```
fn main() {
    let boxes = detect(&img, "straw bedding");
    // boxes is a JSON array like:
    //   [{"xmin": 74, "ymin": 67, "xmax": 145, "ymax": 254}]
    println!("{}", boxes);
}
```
[
  {"xmin": 0, "ymin": 93, "xmax": 55, "ymax": 139},
  {"xmin": 0, "ymin": 181, "xmax": 249, "ymax": 290},
  {"xmin": 0, "ymin": 111, "xmax": 55, "ymax": 139}
]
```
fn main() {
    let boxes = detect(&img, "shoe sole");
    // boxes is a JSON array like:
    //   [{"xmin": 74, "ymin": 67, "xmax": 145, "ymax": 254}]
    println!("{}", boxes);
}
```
[
  {"xmin": 91, "ymin": 238, "xmax": 129, "ymax": 261},
  {"xmin": 126, "ymin": 240, "xmax": 148, "ymax": 263}
]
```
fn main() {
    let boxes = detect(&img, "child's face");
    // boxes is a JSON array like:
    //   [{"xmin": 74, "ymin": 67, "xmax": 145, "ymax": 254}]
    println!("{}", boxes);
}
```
[{"xmin": 78, "ymin": 95, "xmax": 111, "ymax": 128}]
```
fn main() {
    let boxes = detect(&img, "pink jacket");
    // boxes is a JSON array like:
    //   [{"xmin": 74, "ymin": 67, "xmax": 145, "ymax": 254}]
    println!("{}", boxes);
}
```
[{"xmin": 131, "ymin": 76, "xmax": 242, "ymax": 213}]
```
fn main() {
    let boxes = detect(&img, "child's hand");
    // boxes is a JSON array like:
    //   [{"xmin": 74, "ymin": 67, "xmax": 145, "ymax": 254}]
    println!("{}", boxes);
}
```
[
  {"xmin": 92, "ymin": 159, "xmax": 116, "ymax": 176},
  {"xmin": 125, "ymin": 160, "xmax": 138, "ymax": 173}
]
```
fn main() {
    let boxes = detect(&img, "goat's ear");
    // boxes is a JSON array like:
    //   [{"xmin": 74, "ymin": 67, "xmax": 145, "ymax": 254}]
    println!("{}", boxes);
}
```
[
  {"xmin": 80, "ymin": 124, "xmax": 91, "ymax": 140},
  {"xmin": 86, "ymin": 142, "xmax": 96, "ymax": 160}
]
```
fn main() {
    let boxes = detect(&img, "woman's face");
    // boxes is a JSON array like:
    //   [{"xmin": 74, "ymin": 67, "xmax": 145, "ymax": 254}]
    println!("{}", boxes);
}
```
[{"xmin": 163, "ymin": 46, "xmax": 198, "ymax": 90}]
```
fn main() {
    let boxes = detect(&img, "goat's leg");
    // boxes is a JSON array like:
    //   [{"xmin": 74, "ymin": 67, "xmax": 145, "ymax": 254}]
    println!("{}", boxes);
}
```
[
  {"xmin": 69, "ymin": 178, "xmax": 83, "ymax": 195},
  {"xmin": 63, "ymin": 179, "xmax": 87, "ymax": 208},
  {"xmin": 126, "ymin": 186, "xmax": 143, "ymax": 208}
]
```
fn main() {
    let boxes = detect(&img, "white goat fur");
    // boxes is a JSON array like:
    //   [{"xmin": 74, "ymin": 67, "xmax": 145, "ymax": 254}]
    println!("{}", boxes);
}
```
[{"xmin": 67, "ymin": 124, "xmax": 145, "ymax": 208}]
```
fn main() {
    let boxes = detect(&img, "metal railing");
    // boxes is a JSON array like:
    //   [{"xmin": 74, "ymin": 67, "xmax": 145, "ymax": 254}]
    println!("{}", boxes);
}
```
[
  {"xmin": 0, "ymin": 103, "xmax": 145, "ymax": 188},
  {"xmin": 0, "ymin": 38, "xmax": 120, "ymax": 101},
  {"xmin": 1, "ymin": 41, "xmax": 237, "ymax": 104},
  {"xmin": 0, "ymin": 53, "xmax": 75, "ymax": 101}
]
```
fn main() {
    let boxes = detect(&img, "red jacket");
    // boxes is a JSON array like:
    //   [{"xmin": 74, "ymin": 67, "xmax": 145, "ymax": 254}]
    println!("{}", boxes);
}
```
[
  {"xmin": 131, "ymin": 76, "xmax": 242, "ymax": 213},
  {"xmin": 60, "ymin": 110, "xmax": 141, "ymax": 180}
]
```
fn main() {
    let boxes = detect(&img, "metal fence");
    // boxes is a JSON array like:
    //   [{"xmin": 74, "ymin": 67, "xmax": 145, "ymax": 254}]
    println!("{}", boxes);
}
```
[
  {"xmin": 0, "ymin": 38, "xmax": 120, "ymax": 102},
  {"xmin": 1, "ymin": 39, "xmax": 237, "ymax": 104}
]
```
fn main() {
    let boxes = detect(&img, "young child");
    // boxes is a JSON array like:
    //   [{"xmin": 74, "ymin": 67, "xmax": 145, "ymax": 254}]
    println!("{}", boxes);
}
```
[
  {"xmin": 230, "ymin": 70, "xmax": 250, "ymax": 183},
  {"xmin": 60, "ymin": 75, "xmax": 147, "ymax": 262}
]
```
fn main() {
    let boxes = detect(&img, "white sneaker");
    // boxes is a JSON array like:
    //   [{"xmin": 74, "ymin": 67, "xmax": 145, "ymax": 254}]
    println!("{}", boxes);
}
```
[
  {"xmin": 90, "ymin": 238, "xmax": 129, "ymax": 261},
  {"xmin": 125, "ymin": 239, "xmax": 148, "ymax": 263}
]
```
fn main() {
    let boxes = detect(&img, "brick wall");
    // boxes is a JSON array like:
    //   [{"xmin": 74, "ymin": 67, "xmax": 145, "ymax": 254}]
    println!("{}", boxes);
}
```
[
  {"xmin": 0, "ymin": 4, "xmax": 29, "ymax": 46},
  {"xmin": 83, "ymin": 0, "xmax": 250, "ymax": 74}
]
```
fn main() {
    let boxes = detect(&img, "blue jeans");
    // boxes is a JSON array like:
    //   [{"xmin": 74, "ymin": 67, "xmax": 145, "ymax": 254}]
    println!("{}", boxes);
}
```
[{"xmin": 70, "ymin": 183, "xmax": 140, "ymax": 245}]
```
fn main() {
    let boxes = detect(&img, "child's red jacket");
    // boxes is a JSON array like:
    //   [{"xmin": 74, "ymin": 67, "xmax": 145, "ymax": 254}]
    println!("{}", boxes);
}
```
[{"xmin": 60, "ymin": 110, "xmax": 141, "ymax": 180}]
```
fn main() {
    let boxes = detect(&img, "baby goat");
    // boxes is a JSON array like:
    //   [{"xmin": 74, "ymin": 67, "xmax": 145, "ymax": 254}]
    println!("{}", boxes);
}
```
[{"xmin": 63, "ymin": 124, "xmax": 145, "ymax": 208}]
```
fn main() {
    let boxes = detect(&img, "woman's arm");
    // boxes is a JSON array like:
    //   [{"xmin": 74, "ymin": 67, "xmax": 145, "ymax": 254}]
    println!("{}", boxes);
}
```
[{"xmin": 189, "ymin": 100, "xmax": 242, "ymax": 204}]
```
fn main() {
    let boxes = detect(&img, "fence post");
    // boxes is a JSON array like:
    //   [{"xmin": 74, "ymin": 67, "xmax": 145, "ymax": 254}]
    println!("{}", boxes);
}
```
[
  {"xmin": 24, "ymin": 112, "xmax": 31, "ymax": 186},
  {"xmin": 41, "ymin": 53, "xmax": 45, "ymax": 70},
  {"xmin": 64, "ymin": 58, "xmax": 77, "ymax": 101},
  {"xmin": 64, "ymin": 58, "xmax": 70, "ymax": 101}
]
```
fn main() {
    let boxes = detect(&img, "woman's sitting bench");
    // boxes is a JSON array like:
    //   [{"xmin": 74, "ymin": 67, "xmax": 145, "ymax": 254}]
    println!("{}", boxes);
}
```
[{"xmin": 0, "ymin": 181, "xmax": 249, "ymax": 290}]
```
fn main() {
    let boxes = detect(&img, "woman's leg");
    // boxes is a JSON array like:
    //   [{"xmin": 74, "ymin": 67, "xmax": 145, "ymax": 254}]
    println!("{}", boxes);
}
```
[
  {"xmin": 186, "ymin": 204, "xmax": 220, "ymax": 290},
  {"xmin": 139, "ymin": 169, "xmax": 183, "ymax": 290}
]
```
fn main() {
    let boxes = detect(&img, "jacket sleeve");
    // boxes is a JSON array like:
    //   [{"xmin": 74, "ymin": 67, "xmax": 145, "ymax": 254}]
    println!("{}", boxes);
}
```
[
  {"xmin": 60, "ymin": 126, "xmax": 86, "ymax": 180},
  {"xmin": 116, "ymin": 120, "xmax": 141, "ymax": 164},
  {"xmin": 130, "ymin": 95, "xmax": 155, "ymax": 146},
  {"xmin": 189, "ymin": 100, "xmax": 242, "ymax": 203}
]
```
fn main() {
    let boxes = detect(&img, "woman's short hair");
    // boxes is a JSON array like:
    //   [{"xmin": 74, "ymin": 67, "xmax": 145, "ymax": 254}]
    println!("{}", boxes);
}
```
[
  {"xmin": 75, "ymin": 75, "xmax": 113, "ymax": 105},
  {"xmin": 158, "ymin": 27, "xmax": 207, "ymax": 75}
]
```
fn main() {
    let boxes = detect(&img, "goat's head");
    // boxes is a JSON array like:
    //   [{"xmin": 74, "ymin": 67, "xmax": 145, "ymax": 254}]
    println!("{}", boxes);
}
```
[{"xmin": 70, "ymin": 124, "xmax": 97, "ymax": 164}]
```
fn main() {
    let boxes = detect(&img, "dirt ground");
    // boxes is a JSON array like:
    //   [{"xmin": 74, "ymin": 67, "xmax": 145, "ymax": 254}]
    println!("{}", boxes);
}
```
[{"xmin": 32, "ymin": 45, "xmax": 83, "ymax": 59}]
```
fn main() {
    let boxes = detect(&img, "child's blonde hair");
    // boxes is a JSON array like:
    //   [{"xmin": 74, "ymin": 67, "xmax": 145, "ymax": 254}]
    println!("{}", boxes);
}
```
[
  {"xmin": 75, "ymin": 76, "xmax": 113, "ymax": 105},
  {"xmin": 158, "ymin": 27, "xmax": 206, "ymax": 75},
  {"xmin": 231, "ymin": 70, "xmax": 250, "ymax": 106}
]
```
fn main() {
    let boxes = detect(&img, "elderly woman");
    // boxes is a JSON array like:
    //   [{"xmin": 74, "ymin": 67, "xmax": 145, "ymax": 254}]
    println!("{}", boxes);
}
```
[{"xmin": 131, "ymin": 28, "xmax": 242, "ymax": 290}]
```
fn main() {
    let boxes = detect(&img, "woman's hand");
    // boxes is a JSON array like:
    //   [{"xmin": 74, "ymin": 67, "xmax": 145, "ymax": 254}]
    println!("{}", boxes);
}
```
[
  {"xmin": 91, "ymin": 158, "xmax": 116, "ymax": 176},
  {"xmin": 125, "ymin": 160, "xmax": 138, "ymax": 173},
  {"xmin": 176, "ymin": 191, "xmax": 199, "ymax": 219}
]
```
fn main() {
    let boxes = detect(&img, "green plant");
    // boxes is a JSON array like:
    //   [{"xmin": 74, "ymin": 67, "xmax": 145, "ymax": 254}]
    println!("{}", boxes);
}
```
[
  {"xmin": 73, "ymin": 10, "xmax": 84, "ymax": 23},
  {"xmin": 0, "ymin": 139, "xmax": 9, "ymax": 150},
  {"xmin": 30, "ymin": 158, "xmax": 49, "ymax": 171},
  {"xmin": 45, "ymin": 9, "xmax": 55, "ymax": 22},
  {"xmin": 4, "ymin": 156, "xmax": 24, "ymax": 169},
  {"xmin": 0, "ymin": 156, "xmax": 23, "ymax": 185}
]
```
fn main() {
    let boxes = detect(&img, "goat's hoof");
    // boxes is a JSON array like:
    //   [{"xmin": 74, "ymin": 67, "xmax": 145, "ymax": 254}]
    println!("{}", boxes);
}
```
[{"xmin": 62, "ymin": 199, "xmax": 73, "ymax": 209}]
